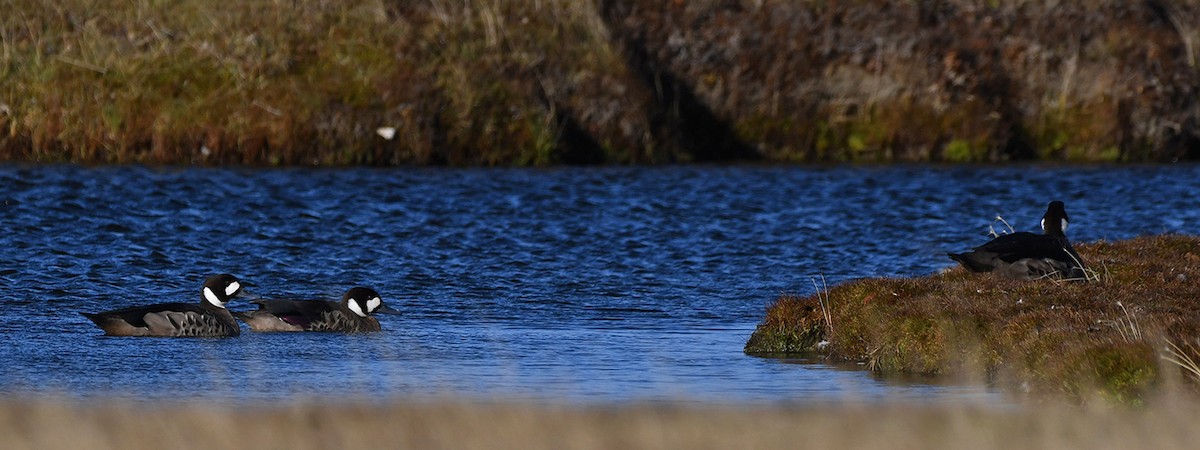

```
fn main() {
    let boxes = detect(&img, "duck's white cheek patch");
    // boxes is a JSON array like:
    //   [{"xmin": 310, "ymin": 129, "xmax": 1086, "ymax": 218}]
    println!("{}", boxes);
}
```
[
  {"xmin": 347, "ymin": 301, "xmax": 367, "ymax": 318},
  {"xmin": 225, "ymin": 281, "xmax": 241, "ymax": 296},
  {"xmin": 1040, "ymin": 218, "xmax": 1046, "ymax": 231},
  {"xmin": 203, "ymin": 287, "xmax": 226, "ymax": 308},
  {"xmin": 1061, "ymin": 219, "xmax": 1068, "ymax": 232},
  {"xmin": 367, "ymin": 297, "xmax": 381, "ymax": 312}
]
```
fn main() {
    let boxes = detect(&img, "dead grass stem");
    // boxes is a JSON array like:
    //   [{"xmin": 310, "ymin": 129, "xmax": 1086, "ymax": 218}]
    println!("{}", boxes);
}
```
[{"xmin": 813, "ymin": 274, "xmax": 833, "ymax": 339}]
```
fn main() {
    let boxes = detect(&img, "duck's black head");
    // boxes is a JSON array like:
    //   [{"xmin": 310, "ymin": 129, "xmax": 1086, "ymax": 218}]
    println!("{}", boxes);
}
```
[
  {"xmin": 342, "ymin": 287, "xmax": 400, "ymax": 317},
  {"xmin": 201, "ymin": 274, "xmax": 244, "ymax": 308},
  {"xmin": 1040, "ymin": 201, "xmax": 1069, "ymax": 237}
]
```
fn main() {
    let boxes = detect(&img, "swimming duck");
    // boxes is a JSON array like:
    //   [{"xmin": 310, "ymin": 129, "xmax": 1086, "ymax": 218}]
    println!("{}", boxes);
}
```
[
  {"xmin": 948, "ymin": 201, "xmax": 1087, "ymax": 280},
  {"xmin": 82, "ymin": 274, "xmax": 246, "ymax": 337},
  {"xmin": 234, "ymin": 287, "xmax": 399, "ymax": 332}
]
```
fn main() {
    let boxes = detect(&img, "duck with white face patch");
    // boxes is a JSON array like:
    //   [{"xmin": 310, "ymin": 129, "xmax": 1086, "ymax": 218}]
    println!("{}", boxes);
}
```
[
  {"xmin": 235, "ymin": 287, "xmax": 400, "ymax": 332},
  {"xmin": 948, "ymin": 201, "xmax": 1087, "ymax": 281},
  {"xmin": 81, "ymin": 274, "xmax": 247, "ymax": 337}
]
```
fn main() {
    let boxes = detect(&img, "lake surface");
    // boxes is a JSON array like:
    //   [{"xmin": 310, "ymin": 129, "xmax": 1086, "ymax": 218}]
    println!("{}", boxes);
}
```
[{"xmin": 1, "ymin": 164, "xmax": 1196, "ymax": 404}]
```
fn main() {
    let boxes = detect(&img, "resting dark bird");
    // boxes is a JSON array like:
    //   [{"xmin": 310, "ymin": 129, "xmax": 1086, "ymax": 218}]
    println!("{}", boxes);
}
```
[
  {"xmin": 82, "ymin": 274, "xmax": 246, "ymax": 337},
  {"xmin": 948, "ymin": 201, "xmax": 1087, "ymax": 281},
  {"xmin": 235, "ymin": 287, "xmax": 400, "ymax": 332}
]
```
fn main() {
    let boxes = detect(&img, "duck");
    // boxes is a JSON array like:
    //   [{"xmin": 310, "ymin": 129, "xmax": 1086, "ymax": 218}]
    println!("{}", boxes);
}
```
[
  {"xmin": 82, "ymin": 274, "xmax": 246, "ymax": 337},
  {"xmin": 234, "ymin": 287, "xmax": 400, "ymax": 332},
  {"xmin": 948, "ymin": 201, "xmax": 1087, "ymax": 280}
]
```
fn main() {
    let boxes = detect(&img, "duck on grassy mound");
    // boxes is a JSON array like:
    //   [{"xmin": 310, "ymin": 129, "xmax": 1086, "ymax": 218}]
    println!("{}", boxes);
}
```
[{"xmin": 948, "ymin": 201, "xmax": 1086, "ymax": 281}]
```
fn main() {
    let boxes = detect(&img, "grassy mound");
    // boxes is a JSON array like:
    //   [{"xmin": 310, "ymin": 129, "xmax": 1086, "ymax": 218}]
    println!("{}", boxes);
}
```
[{"xmin": 745, "ymin": 235, "xmax": 1200, "ymax": 403}]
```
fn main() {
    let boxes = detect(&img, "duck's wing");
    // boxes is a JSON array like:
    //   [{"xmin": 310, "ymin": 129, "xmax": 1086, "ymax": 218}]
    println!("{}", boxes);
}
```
[
  {"xmin": 142, "ymin": 307, "xmax": 239, "ymax": 337},
  {"xmin": 247, "ymin": 299, "xmax": 338, "ymax": 329},
  {"xmin": 973, "ymin": 233, "xmax": 1074, "ymax": 264},
  {"xmin": 82, "ymin": 303, "xmax": 239, "ymax": 336},
  {"xmin": 82, "ymin": 302, "xmax": 199, "ymax": 329}
]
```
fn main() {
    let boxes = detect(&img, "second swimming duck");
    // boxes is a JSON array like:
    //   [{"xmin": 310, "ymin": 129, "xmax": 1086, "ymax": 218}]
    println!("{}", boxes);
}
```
[{"xmin": 235, "ymin": 287, "xmax": 399, "ymax": 332}]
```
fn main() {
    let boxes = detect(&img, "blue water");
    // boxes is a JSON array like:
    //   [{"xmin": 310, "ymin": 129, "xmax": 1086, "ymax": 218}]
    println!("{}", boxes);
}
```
[{"xmin": 1, "ymin": 164, "xmax": 1196, "ymax": 404}]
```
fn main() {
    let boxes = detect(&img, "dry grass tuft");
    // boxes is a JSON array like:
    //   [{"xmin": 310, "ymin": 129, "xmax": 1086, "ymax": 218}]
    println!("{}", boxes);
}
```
[{"xmin": 746, "ymin": 235, "xmax": 1200, "ymax": 403}]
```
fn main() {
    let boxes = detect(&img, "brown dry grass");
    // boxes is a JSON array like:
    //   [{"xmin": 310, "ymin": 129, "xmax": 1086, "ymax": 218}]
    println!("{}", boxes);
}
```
[
  {"xmin": 0, "ymin": 0, "xmax": 636, "ymax": 165},
  {"xmin": 4, "ymin": 1, "xmax": 1200, "ymax": 165},
  {"xmin": 5, "ymin": 398, "xmax": 1200, "ymax": 450},
  {"xmin": 606, "ymin": 0, "xmax": 1200, "ymax": 162},
  {"xmin": 746, "ymin": 235, "xmax": 1200, "ymax": 403}
]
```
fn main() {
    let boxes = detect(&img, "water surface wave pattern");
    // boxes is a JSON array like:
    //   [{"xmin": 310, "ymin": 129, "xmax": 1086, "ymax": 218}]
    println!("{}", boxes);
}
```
[{"xmin": 1, "ymin": 164, "xmax": 1195, "ymax": 403}]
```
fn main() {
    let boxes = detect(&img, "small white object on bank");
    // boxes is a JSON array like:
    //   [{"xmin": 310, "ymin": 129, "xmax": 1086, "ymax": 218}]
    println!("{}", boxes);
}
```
[{"xmin": 376, "ymin": 127, "xmax": 397, "ymax": 140}]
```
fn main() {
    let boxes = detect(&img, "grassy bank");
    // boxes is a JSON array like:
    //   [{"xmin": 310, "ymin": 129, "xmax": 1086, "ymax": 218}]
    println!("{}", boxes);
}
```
[
  {"xmin": 5, "ymin": 399, "xmax": 1200, "ymax": 450},
  {"xmin": 745, "ymin": 235, "xmax": 1200, "ymax": 404},
  {"xmin": 3, "ymin": 1, "xmax": 1200, "ymax": 165}
]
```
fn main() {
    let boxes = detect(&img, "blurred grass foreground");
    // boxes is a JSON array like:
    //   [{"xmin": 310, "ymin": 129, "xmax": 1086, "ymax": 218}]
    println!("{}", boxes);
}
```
[
  {"xmin": 4, "ymin": 0, "xmax": 1200, "ymax": 166},
  {"xmin": 6, "ymin": 399, "xmax": 1200, "ymax": 450}
]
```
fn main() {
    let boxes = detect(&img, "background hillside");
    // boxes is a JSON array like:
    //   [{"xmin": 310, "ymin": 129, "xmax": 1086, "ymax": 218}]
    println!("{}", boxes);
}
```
[{"xmin": 3, "ymin": 0, "xmax": 1199, "ymax": 165}]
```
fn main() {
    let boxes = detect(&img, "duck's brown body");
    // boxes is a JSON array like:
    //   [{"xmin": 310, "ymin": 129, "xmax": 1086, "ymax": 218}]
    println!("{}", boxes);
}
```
[
  {"xmin": 236, "ymin": 287, "xmax": 396, "ymax": 333},
  {"xmin": 82, "ymin": 303, "xmax": 241, "ymax": 337},
  {"xmin": 81, "ymin": 274, "xmax": 245, "ymax": 337},
  {"xmin": 236, "ymin": 299, "xmax": 382, "ymax": 332}
]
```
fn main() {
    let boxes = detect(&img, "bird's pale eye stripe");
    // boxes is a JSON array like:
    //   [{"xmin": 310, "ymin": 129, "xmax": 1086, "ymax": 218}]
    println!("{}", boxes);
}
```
[
  {"xmin": 225, "ymin": 281, "xmax": 241, "ymax": 296},
  {"xmin": 347, "ymin": 301, "xmax": 367, "ymax": 317},
  {"xmin": 367, "ymin": 297, "xmax": 381, "ymax": 312},
  {"xmin": 203, "ymin": 287, "xmax": 226, "ymax": 308}
]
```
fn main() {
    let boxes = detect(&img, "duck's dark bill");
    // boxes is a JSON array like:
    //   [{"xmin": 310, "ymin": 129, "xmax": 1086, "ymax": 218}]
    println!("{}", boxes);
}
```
[{"xmin": 375, "ymin": 305, "xmax": 402, "ymax": 315}]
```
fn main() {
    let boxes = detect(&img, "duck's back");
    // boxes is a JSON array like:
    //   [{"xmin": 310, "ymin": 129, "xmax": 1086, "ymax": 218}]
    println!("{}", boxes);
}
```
[
  {"xmin": 949, "ymin": 232, "xmax": 1084, "ymax": 279},
  {"xmin": 82, "ymin": 303, "xmax": 240, "ymax": 337},
  {"xmin": 973, "ymin": 232, "xmax": 1076, "ymax": 263}
]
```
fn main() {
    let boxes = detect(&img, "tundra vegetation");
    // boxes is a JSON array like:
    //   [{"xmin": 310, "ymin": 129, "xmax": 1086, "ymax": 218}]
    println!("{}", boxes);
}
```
[{"xmin": 3, "ymin": 0, "xmax": 1200, "ymax": 165}]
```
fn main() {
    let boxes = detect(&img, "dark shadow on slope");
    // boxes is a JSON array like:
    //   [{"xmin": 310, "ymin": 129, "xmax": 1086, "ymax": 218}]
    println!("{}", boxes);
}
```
[
  {"xmin": 597, "ymin": 1, "xmax": 760, "ymax": 163},
  {"xmin": 551, "ymin": 107, "xmax": 608, "ymax": 165}
]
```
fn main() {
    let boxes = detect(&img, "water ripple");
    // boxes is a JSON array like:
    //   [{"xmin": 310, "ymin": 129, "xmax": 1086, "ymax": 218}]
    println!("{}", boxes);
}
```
[{"xmin": 1, "ymin": 164, "xmax": 1197, "ymax": 403}]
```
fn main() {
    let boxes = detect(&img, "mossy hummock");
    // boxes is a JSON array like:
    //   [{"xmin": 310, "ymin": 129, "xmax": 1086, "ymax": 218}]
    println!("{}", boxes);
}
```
[{"xmin": 746, "ymin": 235, "xmax": 1200, "ymax": 402}]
